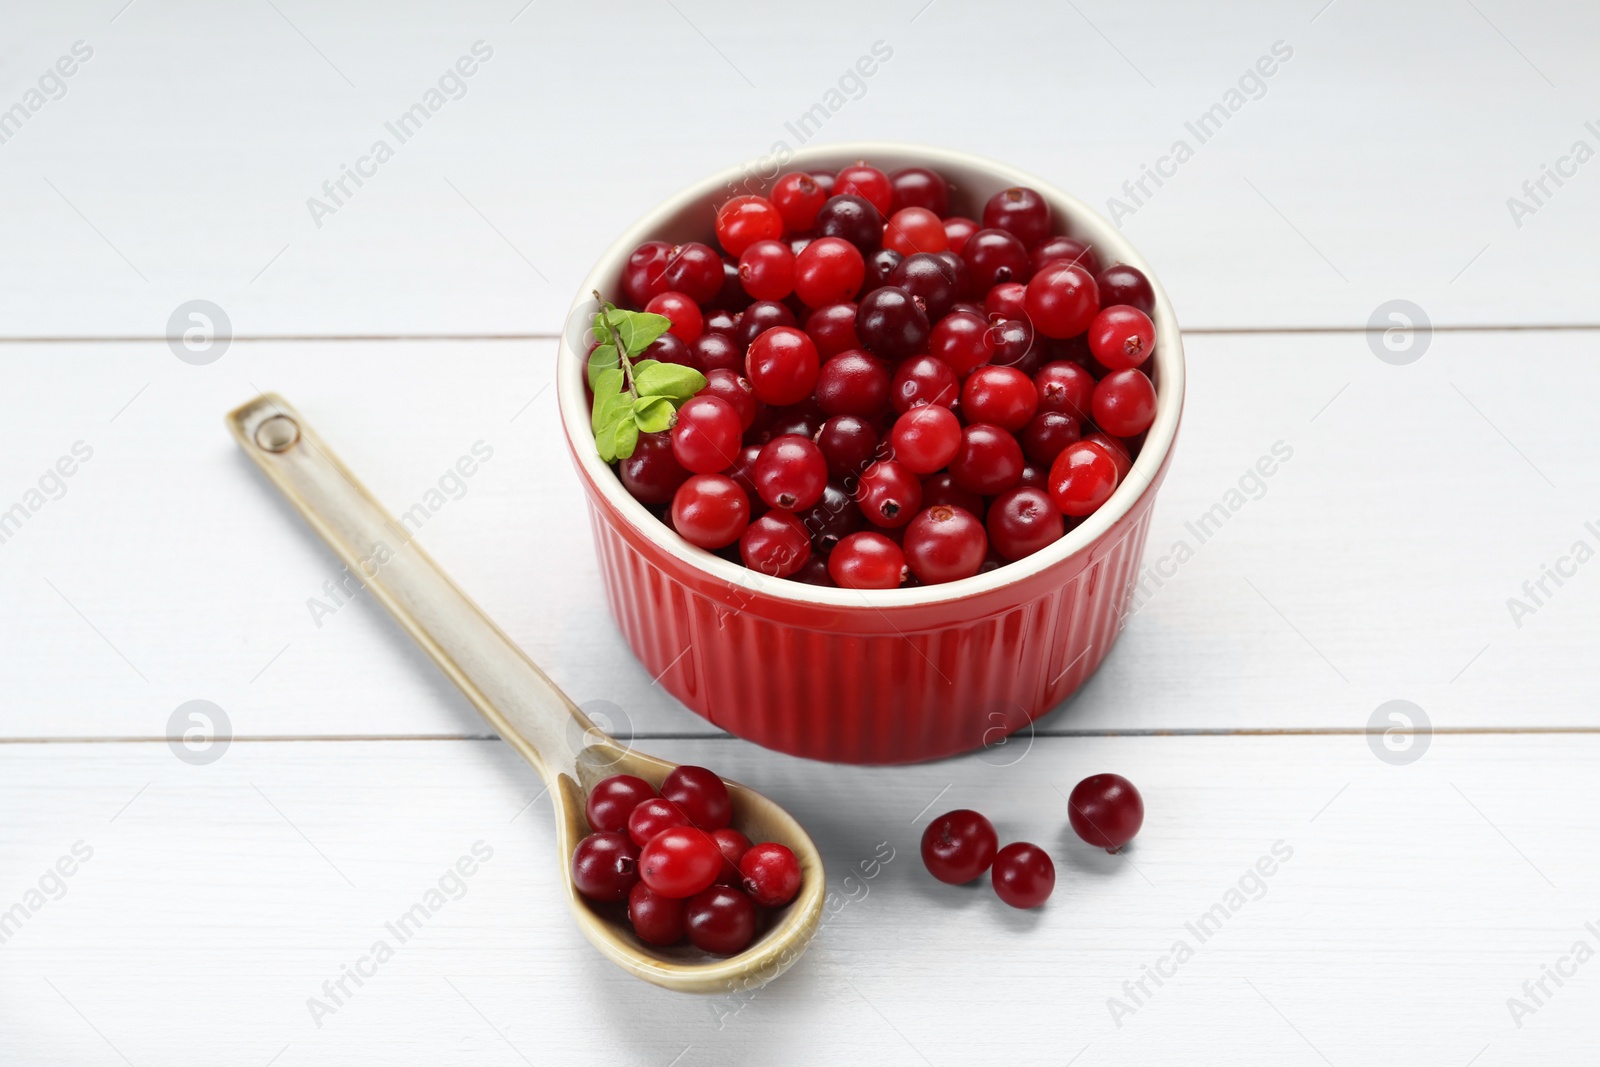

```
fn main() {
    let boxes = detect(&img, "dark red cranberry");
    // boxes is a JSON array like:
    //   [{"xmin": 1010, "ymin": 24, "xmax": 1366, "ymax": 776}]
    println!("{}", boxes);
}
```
[
  {"xmin": 856, "ymin": 286, "xmax": 930, "ymax": 361},
  {"xmin": 710, "ymin": 828, "xmax": 751, "ymax": 886},
  {"xmin": 627, "ymin": 797, "xmax": 691, "ymax": 847},
  {"xmin": 660, "ymin": 765, "xmax": 732, "ymax": 831},
  {"xmin": 864, "ymin": 247, "xmax": 904, "ymax": 290},
  {"xmin": 929, "ymin": 309, "xmax": 997, "ymax": 376},
  {"xmin": 921, "ymin": 471, "xmax": 985, "ymax": 520},
  {"xmin": 1088, "ymin": 305, "xmax": 1155, "ymax": 370},
  {"xmin": 1083, "ymin": 432, "xmax": 1134, "ymax": 480},
  {"xmin": 804, "ymin": 302, "xmax": 861, "ymax": 358},
  {"xmin": 891, "ymin": 354, "xmax": 959, "ymax": 413},
  {"xmin": 855, "ymin": 459, "xmax": 923, "ymax": 528},
  {"xmin": 815, "ymin": 350, "xmax": 891, "ymax": 418},
  {"xmin": 828, "ymin": 531, "xmax": 907, "ymax": 589},
  {"xmin": 942, "ymin": 216, "xmax": 980, "ymax": 254},
  {"xmin": 619, "ymin": 431, "xmax": 690, "ymax": 505},
  {"xmin": 755, "ymin": 399, "xmax": 825, "ymax": 444},
  {"xmin": 684, "ymin": 885, "xmax": 757, "ymax": 954},
  {"xmin": 988, "ymin": 316, "xmax": 1039, "ymax": 372},
  {"xmin": 1095, "ymin": 263, "xmax": 1156, "ymax": 316},
  {"xmin": 815, "ymin": 415, "xmax": 882, "ymax": 480},
  {"xmin": 888, "ymin": 166, "xmax": 950, "ymax": 216},
  {"xmin": 932, "ymin": 250, "xmax": 973, "ymax": 298},
  {"xmin": 992, "ymin": 842, "xmax": 1055, "ymax": 909},
  {"xmin": 1017, "ymin": 462, "xmax": 1048, "ymax": 490},
  {"xmin": 703, "ymin": 308, "xmax": 738, "ymax": 336},
  {"xmin": 572, "ymin": 831, "xmax": 641, "ymax": 902},
  {"xmin": 628, "ymin": 882, "xmax": 686, "ymax": 945},
  {"xmin": 800, "ymin": 481, "xmax": 866, "ymax": 553},
  {"xmin": 961, "ymin": 228, "xmax": 1031, "ymax": 290},
  {"xmin": 1033, "ymin": 360, "xmax": 1095, "ymax": 420},
  {"xmin": 671, "ymin": 474, "xmax": 750, "ymax": 548},
  {"xmin": 754, "ymin": 434, "xmax": 828, "ymax": 511},
  {"xmin": 889, "ymin": 252, "xmax": 960, "ymax": 320},
  {"xmin": 709, "ymin": 257, "xmax": 753, "ymax": 312},
  {"xmin": 726, "ymin": 442, "xmax": 763, "ymax": 500},
  {"xmin": 920, "ymin": 809, "xmax": 997, "ymax": 884},
  {"xmin": 1025, "ymin": 262, "xmax": 1100, "ymax": 339},
  {"xmin": 949, "ymin": 423, "xmax": 1024, "ymax": 495},
  {"xmin": 642, "ymin": 331, "xmax": 693, "ymax": 369},
  {"xmin": 660, "ymin": 242, "xmax": 723, "ymax": 304},
  {"xmin": 733, "ymin": 300, "xmax": 799, "ymax": 350},
  {"xmin": 983, "ymin": 186, "xmax": 1052, "ymax": 248},
  {"xmin": 794, "ymin": 553, "xmax": 836, "ymax": 586},
  {"xmin": 739, "ymin": 842, "xmax": 802, "ymax": 907},
  {"xmin": 813, "ymin": 194, "xmax": 883, "ymax": 253},
  {"xmin": 987, "ymin": 486, "xmax": 1065, "ymax": 560},
  {"xmin": 585, "ymin": 774, "xmax": 656, "ymax": 834},
  {"xmin": 1021, "ymin": 411, "xmax": 1082, "ymax": 466},
  {"xmin": 903, "ymin": 504, "xmax": 987, "ymax": 584},
  {"xmin": 691, "ymin": 332, "xmax": 742, "ymax": 374},
  {"xmin": 1032, "ymin": 235, "xmax": 1100, "ymax": 275},
  {"xmin": 697, "ymin": 369, "xmax": 757, "ymax": 431},
  {"xmin": 1067, "ymin": 773, "xmax": 1144, "ymax": 852},
  {"xmin": 622, "ymin": 240, "xmax": 673, "ymax": 307},
  {"xmin": 740, "ymin": 510, "xmax": 812, "ymax": 577}
]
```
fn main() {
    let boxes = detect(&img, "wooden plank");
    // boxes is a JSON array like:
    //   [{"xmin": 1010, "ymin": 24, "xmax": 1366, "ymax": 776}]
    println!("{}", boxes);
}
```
[{"xmin": 0, "ymin": 734, "xmax": 1592, "ymax": 1063}]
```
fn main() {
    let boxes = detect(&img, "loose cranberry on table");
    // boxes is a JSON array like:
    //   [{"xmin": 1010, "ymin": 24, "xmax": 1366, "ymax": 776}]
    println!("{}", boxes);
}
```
[
  {"xmin": 903, "ymin": 505, "xmax": 988, "ymax": 584},
  {"xmin": 829, "ymin": 531, "xmax": 907, "ymax": 589},
  {"xmin": 921, "ymin": 809, "xmax": 999, "ymax": 884},
  {"xmin": 572, "ymin": 831, "xmax": 641, "ymax": 902},
  {"xmin": 1067, "ymin": 773, "xmax": 1145, "ymax": 852},
  {"xmin": 660, "ymin": 764, "xmax": 733, "ymax": 830},
  {"xmin": 628, "ymin": 882, "xmax": 687, "ymax": 946},
  {"xmin": 1091, "ymin": 368, "xmax": 1157, "ymax": 438},
  {"xmin": 685, "ymin": 884, "xmax": 757, "ymax": 955},
  {"xmin": 670, "ymin": 474, "xmax": 749, "ymax": 549},
  {"xmin": 1048, "ymin": 440, "xmax": 1119, "ymax": 518},
  {"xmin": 586, "ymin": 774, "xmax": 656, "ymax": 834},
  {"xmin": 739, "ymin": 842, "xmax": 802, "ymax": 907},
  {"xmin": 991, "ymin": 842, "xmax": 1055, "ymax": 909},
  {"xmin": 987, "ymin": 486, "xmax": 1065, "ymax": 561}
]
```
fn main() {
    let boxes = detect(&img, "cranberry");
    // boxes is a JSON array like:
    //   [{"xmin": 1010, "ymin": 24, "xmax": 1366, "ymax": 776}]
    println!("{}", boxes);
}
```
[
  {"xmin": 659, "ymin": 242, "xmax": 723, "ymax": 304},
  {"xmin": 814, "ymin": 194, "xmax": 883, "ymax": 253},
  {"xmin": 1088, "ymin": 305, "xmax": 1155, "ymax": 371},
  {"xmin": 889, "ymin": 252, "xmax": 960, "ymax": 321},
  {"xmin": 861, "ymin": 248, "xmax": 902, "ymax": 291},
  {"xmin": 888, "ymin": 166, "xmax": 950, "ymax": 216},
  {"xmin": 892, "ymin": 355, "xmax": 960, "ymax": 413},
  {"xmin": 572, "ymin": 831, "xmax": 641, "ymax": 902},
  {"xmin": 835, "ymin": 163, "xmax": 893, "ymax": 215},
  {"xmin": 772, "ymin": 171, "xmax": 828, "ymax": 232},
  {"xmin": 644, "ymin": 291, "xmax": 704, "ymax": 343},
  {"xmin": 921, "ymin": 471, "xmax": 985, "ymax": 519},
  {"xmin": 985, "ymin": 282, "xmax": 1028, "ymax": 320},
  {"xmin": 1025, "ymin": 262, "xmax": 1099, "ymax": 339},
  {"xmin": 1033, "ymin": 361, "xmax": 1095, "ymax": 420},
  {"xmin": 740, "ymin": 510, "xmax": 812, "ymax": 577},
  {"xmin": 987, "ymin": 486, "xmax": 1065, "ymax": 560},
  {"xmin": 755, "ymin": 400, "xmax": 825, "ymax": 444},
  {"xmin": 794, "ymin": 554, "xmax": 835, "ymax": 586},
  {"xmin": 809, "ymin": 169, "xmax": 837, "ymax": 195},
  {"xmin": 800, "ymin": 481, "xmax": 866, "ymax": 552},
  {"xmin": 627, "ymin": 796, "xmax": 691, "ymax": 847},
  {"xmin": 928, "ymin": 310, "xmax": 997, "ymax": 376},
  {"xmin": 704, "ymin": 308, "xmax": 738, "ymax": 336},
  {"xmin": 961, "ymin": 228, "xmax": 1031, "ymax": 290},
  {"xmin": 856, "ymin": 286, "xmax": 930, "ymax": 361},
  {"xmin": 737, "ymin": 239, "xmax": 796, "ymax": 302},
  {"xmin": 586, "ymin": 774, "xmax": 656, "ymax": 834},
  {"xmin": 733, "ymin": 300, "xmax": 798, "ymax": 350},
  {"xmin": 710, "ymin": 258, "xmax": 753, "ymax": 312},
  {"xmin": 622, "ymin": 240, "xmax": 674, "ymax": 306},
  {"xmin": 671, "ymin": 395, "xmax": 742, "ymax": 474},
  {"xmin": 1021, "ymin": 410, "xmax": 1082, "ymax": 465},
  {"xmin": 933, "ymin": 250, "xmax": 973, "ymax": 299},
  {"xmin": 660, "ymin": 764, "xmax": 733, "ymax": 831},
  {"xmin": 710, "ymin": 827, "xmax": 752, "ymax": 885},
  {"xmin": 987, "ymin": 316, "xmax": 1038, "ymax": 371},
  {"xmin": 793, "ymin": 236, "xmax": 865, "ymax": 308},
  {"xmin": 983, "ymin": 186, "xmax": 1052, "ymax": 248},
  {"xmin": 639, "ymin": 826, "xmax": 722, "ymax": 899},
  {"xmin": 691, "ymin": 332, "xmax": 743, "ymax": 374},
  {"xmin": 961, "ymin": 366, "xmax": 1037, "ymax": 431},
  {"xmin": 619, "ymin": 431, "xmax": 690, "ymax": 505},
  {"xmin": 903, "ymin": 505, "xmax": 987, "ymax": 584},
  {"xmin": 942, "ymin": 215, "xmax": 980, "ymax": 254},
  {"xmin": 1067, "ymin": 773, "xmax": 1145, "ymax": 852},
  {"xmin": 715, "ymin": 195, "xmax": 784, "ymax": 257},
  {"xmin": 804, "ymin": 302, "xmax": 861, "ymax": 358},
  {"xmin": 739, "ymin": 842, "xmax": 802, "ymax": 907},
  {"xmin": 628, "ymin": 881, "xmax": 686, "ymax": 945},
  {"xmin": 670, "ymin": 474, "xmax": 750, "ymax": 548},
  {"xmin": 991, "ymin": 842, "xmax": 1055, "ymax": 909},
  {"xmin": 1091, "ymin": 368, "xmax": 1157, "ymax": 437},
  {"xmin": 641, "ymin": 331, "xmax": 693, "ymax": 369},
  {"xmin": 1017, "ymin": 461, "xmax": 1048, "ymax": 490},
  {"xmin": 920, "ymin": 809, "xmax": 998, "ymax": 884},
  {"xmin": 815, "ymin": 350, "xmax": 890, "ymax": 418},
  {"xmin": 829, "ymin": 531, "xmax": 907, "ymax": 589},
  {"xmin": 889, "ymin": 404, "xmax": 962, "ymax": 474},
  {"xmin": 754, "ymin": 434, "xmax": 827, "ymax": 511},
  {"xmin": 855, "ymin": 459, "xmax": 923, "ymax": 528},
  {"xmin": 684, "ymin": 884, "xmax": 757, "ymax": 955},
  {"xmin": 1047, "ymin": 441, "xmax": 1118, "ymax": 517},
  {"xmin": 700, "ymin": 368, "xmax": 759, "ymax": 430},
  {"xmin": 727, "ymin": 442, "xmax": 763, "ymax": 500},
  {"xmin": 815, "ymin": 415, "xmax": 881, "ymax": 480},
  {"xmin": 1095, "ymin": 262, "xmax": 1155, "ymax": 316},
  {"xmin": 1083, "ymin": 432, "xmax": 1133, "ymax": 480},
  {"xmin": 949, "ymin": 423, "xmax": 1024, "ymax": 495},
  {"xmin": 883, "ymin": 207, "xmax": 949, "ymax": 256},
  {"xmin": 745, "ymin": 326, "xmax": 820, "ymax": 405},
  {"xmin": 1032, "ymin": 235, "xmax": 1099, "ymax": 276}
]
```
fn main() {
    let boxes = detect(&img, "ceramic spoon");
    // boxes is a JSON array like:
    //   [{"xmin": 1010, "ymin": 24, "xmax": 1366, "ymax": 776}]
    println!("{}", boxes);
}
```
[{"xmin": 227, "ymin": 393, "xmax": 824, "ymax": 994}]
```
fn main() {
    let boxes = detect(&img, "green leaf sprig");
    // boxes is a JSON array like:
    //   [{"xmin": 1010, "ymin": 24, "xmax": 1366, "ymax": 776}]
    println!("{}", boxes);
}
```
[{"xmin": 586, "ymin": 290, "xmax": 707, "ymax": 463}]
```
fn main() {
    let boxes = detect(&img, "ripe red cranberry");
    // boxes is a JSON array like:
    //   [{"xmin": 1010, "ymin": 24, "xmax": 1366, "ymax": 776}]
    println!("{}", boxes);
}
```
[
  {"xmin": 884, "ymin": 207, "xmax": 949, "ymax": 256},
  {"xmin": 903, "ymin": 505, "xmax": 987, "ymax": 584},
  {"xmin": 1033, "ymin": 360, "xmax": 1095, "ymax": 420},
  {"xmin": 738, "ymin": 239, "xmax": 796, "ymax": 302},
  {"xmin": 691, "ymin": 332, "xmax": 743, "ymax": 374},
  {"xmin": 772, "ymin": 171, "xmax": 829, "ymax": 232},
  {"xmin": 572, "ymin": 831, "xmax": 641, "ymax": 902},
  {"xmin": 809, "ymin": 169, "xmax": 836, "ymax": 195},
  {"xmin": 1092, "ymin": 368, "xmax": 1157, "ymax": 437},
  {"xmin": 619, "ymin": 431, "xmax": 690, "ymax": 505},
  {"xmin": 804, "ymin": 302, "xmax": 861, "ymax": 358},
  {"xmin": 627, "ymin": 796, "xmax": 691, "ymax": 847},
  {"xmin": 754, "ymin": 399, "xmax": 825, "ymax": 444},
  {"xmin": 660, "ymin": 242, "xmax": 723, "ymax": 304},
  {"xmin": 835, "ymin": 163, "xmax": 893, "ymax": 215},
  {"xmin": 1047, "ymin": 441, "xmax": 1118, "ymax": 517},
  {"xmin": 982, "ymin": 186, "xmax": 1052, "ymax": 248},
  {"xmin": 961, "ymin": 366, "xmax": 1038, "ymax": 431},
  {"xmin": 745, "ymin": 326, "xmax": 820, "ymax": 405},
  {"xmin": 855, "ymin": 459, "xmax": 923, "ymax": 528},
  {"xmin": 987, "ymin": 486, "xmax": 1065, "ymax": 560},
  {"xmin": 889, "ymin": 252, "xmax": 961, "ymax": 320},
  {"xmin": 795, "ymin": 554, "xmax": 835, "ymax": 586},
  {"xmin": 1095, "ymin": 262, "xmax": 1155, "ymax": 316},
  {"xmin": 891, "ymin": 355, "xmax": 959, "ymax": 413},
  {"xmin": 704, "ymin": 308, "xmax": 738, "ymax": 336},
  {"xmin": 628, "ymin": 881, "xmax": 686, "ymax": 945},
  {"xmin": 727, "ymin": 443, "xmax": 762, "ymax": 501},
  {"xmin": 928, "ymin": 310, "xmax": 998, "ymax": 376},
  {"xmin": 932, "ymin": 250, "xmax": 972, "ymax": 298},
  {"xmin": 1083, "ymin": 432, "xmax": 1133, "ymax": 480},
  {"xmin": 856, "ymin": 286, "xmax": 930, "ymax": 361},
  {"xmin": 988, "ymin": 316, "xmax": 1038, "ymax": 372},
  {"xmin": 949, "ymin": 423, "xmax": 1024, "ymax": 496},
  {"xmin": 670, "ymin": 474, "xmax": 750, "ymax": 548},
  {"xmin": 660, "ymin": 765, "xmax": 733, "ymax": 831},
  {"xmin": 740, "ymin": 510, "xmax": 812, "ymax": 577},
  {"xmin": 1017, "ymin": 462, "xmax": 1048, "ymax": 490},
  {"xmin": 889, "ymin": 404, "xmax": 962, "ymax": 474},
  {"xmin": 684, "ymin": 884, "xmax": 757, "ymax": 955},
  {"xmin": 640, "ymin": 332, "xmax": 693, "ymax": 371},
  {"xmin": 1068, "ymin": 773, "xmax": 1145, "ymax": 852},
  {"xmin": 733, "ymin": 300, "xmax": 798, "ymax": 350},
  {"xmin": 800, "ymin": 481, "xmax": 866, "ymax": 553},
  {"xmin": 1025, "ymin": 262, "xmax": 1099, "ymax": 339},
  {"xmin": 864, "ymin": 247, "xmax": 903, "ymax": 290},
  {"xmin": 739, "ymin": 842, "xmax": 802, "ymax": 907},
  {"xmin": 754, "ymin": 434, "xmax": 827, "ymax": 511},
  {"xmin": 992, "ymin": 842, "xmax": 1055, "ymax": 908},
  {"xmin": 1021, "ymin": 411, "xmax": 1082, "ymax": 466},
  {"xmin": 920, "ymin": 809, "xmax": 998, "ymax": 884},
  {"xmin": 942, "ymin": 215, "xmax": 979, "ymax": 254},
  {"xmin": 793, "ymin": 236, "xmax": 865, "ymax": 308},
  {"xmin": 1088, "ymin": 305, "xmax": 1155, "ymax": 371},
  {"xmin": 814, "ymin": 194, "xmax": 883, "ymax": 253},
  {"xmin": 815, "ymin": 415, "xmax": 881, "ymax": 480},
  {"xmin": 815, "ymin": 350, "xmax": 890, "ymax": 418},
  {"xmin": 700, "ymin": 368, "xmax": 759, "ymax": 430},
  {"xmin": 985, "ymin": 281, "xmax": 1029, "ymax": 320},
  {"xmin": 888, "ymin": 166, "xmax": 950, "ymax": 216},
  {"xmin": 710, "ymin": 827, "xmax": 752, "ymax": 885},
  {"xmin": 921, "ymin": 472, "xmax": 984, "ymax": 520},
  {"xmin": 622, "ymin": 240, "xmax": 673, "ymax": 306},
  {"xmin": 710, "ymin": 257, "xmax": 752, "ymax": 312},
  {"xmin": 961, "ymin": 227, "xmax": 1031, "ymax": 290},
  {"xmin": 671, "ymin": 395, "xmax": 742, "ymax": 474},
  {"xmin": 715, "ymin": 195, "xmax": 784, "ymax": 257},
  {"xmin": 586, "ymin": 774, "xmax": 656, "ymax": 834},
  {"xmin": 639, "ymin": 826, "xmax": 723, "ymax": 899},
  {"xmin": 644, "ymin": 291, "xmax": 704, "ymax": 343},
  {"xmin": 828, "ymin": 531, "xmax": 907, "ymax": 589},
  {"xmin": 1032, "ymin": 235, "xmax": 1100, "ymax": 276}
]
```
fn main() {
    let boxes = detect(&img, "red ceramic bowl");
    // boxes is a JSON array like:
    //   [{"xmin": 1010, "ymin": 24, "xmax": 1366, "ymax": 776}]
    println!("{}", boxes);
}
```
[{"xmin": 559, "ymin": 143, "xmax": 1184, "ymax": 764}]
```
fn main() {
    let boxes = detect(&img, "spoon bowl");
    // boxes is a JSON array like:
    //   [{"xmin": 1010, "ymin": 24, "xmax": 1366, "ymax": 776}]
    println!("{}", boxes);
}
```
[{"xmin": 228, "ymin": 392, "xmax": 824, "ymax": 994}]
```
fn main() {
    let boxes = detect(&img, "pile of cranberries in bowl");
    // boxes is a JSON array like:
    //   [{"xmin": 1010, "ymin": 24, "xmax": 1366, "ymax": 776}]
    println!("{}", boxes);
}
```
[
  {"xmin": 598, "ymin": 160, "xmax": 1160, "ymax": 589},
  {"xmin": 572, "ymin": 766, "xmax": 801, "ymax": 955}
]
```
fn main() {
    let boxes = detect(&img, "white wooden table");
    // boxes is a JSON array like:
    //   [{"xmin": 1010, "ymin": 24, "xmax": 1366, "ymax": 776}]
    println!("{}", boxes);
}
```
[{"xmin": 4, "ymin": 2, "xmax": 1598, "ymax": 1063}]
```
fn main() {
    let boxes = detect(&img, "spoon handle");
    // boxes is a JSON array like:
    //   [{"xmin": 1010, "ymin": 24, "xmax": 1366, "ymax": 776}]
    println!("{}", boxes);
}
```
[{"xmin": 226, "ymin": 392, "xmax": 592, "ymax": 784}]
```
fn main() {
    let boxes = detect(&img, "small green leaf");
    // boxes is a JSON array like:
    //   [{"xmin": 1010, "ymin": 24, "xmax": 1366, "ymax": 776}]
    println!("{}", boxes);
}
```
[
  {"xmin": 634, "ymin": 362, "xmax": 707, "ymax": 404},
  {"xmin": 612, "ymin": 417, "xmax": 640, "ymax": 460},
  {"xmin": 586, "ymin": 343, "xmax": 619, "ymax": 389},
  {"xmin": 596, "ymin": 308, "xmax": 672, "ymax": 357},
  {"xmin": 593, "ymin": 391, "xmax": 632, "ymax": 436},
  {"xmin": 632, "ymin": 395, "xmax": 676, "ymax": 433},
  {"xmin": 590, "ymin": 368, "xmax": 625, "ymax": 431}
]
